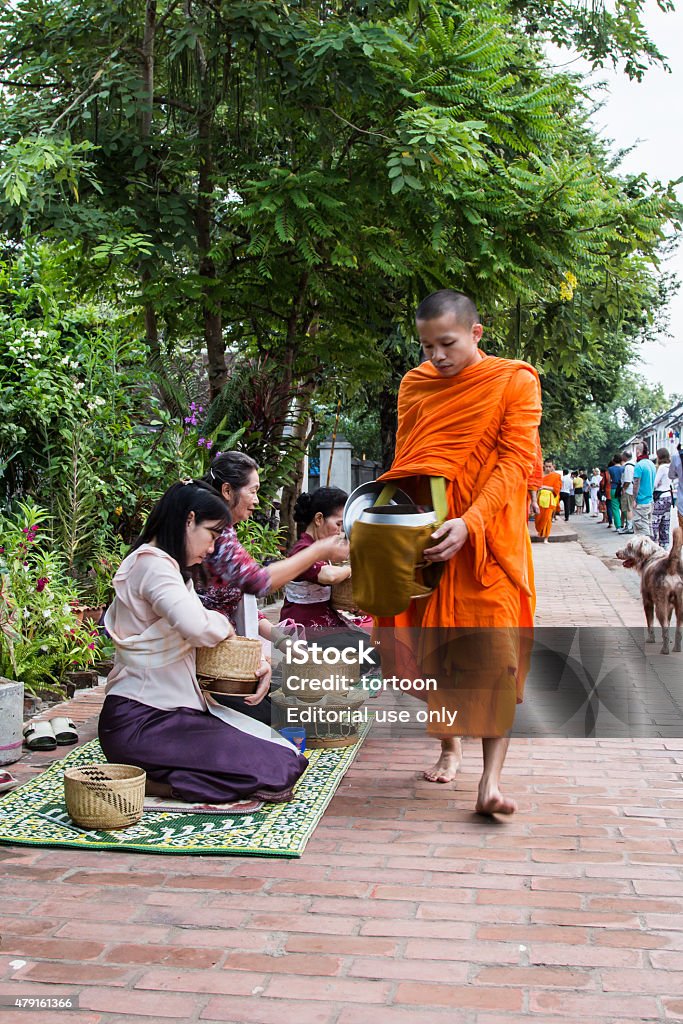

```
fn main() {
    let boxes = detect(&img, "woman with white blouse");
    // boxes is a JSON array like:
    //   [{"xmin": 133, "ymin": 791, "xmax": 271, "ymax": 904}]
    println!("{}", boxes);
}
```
[{"xmin": 98, "ymin": 481, "xmax": 307, "ymax": 803}]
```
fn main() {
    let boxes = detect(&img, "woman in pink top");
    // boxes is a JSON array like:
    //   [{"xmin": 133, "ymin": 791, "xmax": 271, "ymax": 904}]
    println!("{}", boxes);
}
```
[{"xmin": 99, "ymin": 481, "xmax": 307, "ymax": 804}]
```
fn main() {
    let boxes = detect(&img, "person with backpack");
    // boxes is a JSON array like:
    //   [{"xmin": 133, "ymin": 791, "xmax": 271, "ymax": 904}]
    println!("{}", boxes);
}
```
[
  {"xmin": 607, "ymin": 454, "xmax": 623, "ymax": 530},
  {"xmin": 618, "ymin": 449, "xmax": 636, "ymax": 534}
]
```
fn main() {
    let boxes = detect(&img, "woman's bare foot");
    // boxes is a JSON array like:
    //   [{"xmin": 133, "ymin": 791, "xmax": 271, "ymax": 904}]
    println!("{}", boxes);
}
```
[
  {"xmin": 475, "ymin": 784, "xmax": 517, "ymax": 815},
  {"xmin": 423, "ymin": 740, "xmax": 462, "ymax": 783}
]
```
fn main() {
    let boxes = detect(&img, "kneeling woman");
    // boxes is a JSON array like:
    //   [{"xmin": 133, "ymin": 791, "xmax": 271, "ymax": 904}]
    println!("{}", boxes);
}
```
[
  {"xmin": 98, "ymin": 481, "xmax": 307, "ymax": 803},
  {"xmin": 280, "ymin": 488, "xmax": 353, "ymax": 631}
]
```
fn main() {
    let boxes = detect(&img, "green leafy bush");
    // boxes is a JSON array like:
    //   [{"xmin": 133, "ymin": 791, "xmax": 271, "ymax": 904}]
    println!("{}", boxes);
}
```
[{"xmin": 0, "ymin": 501, "xmax": 102, "ymax": 695}]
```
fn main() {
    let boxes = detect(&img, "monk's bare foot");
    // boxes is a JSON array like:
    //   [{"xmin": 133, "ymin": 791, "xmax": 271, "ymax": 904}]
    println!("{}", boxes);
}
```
[
  {"xmin": 475, "ymin": 785, "xmax": 517, "ymax": 815},
  {"xmin": 423, "ymin": 744, "xmax": 462, "ymax": 783}
]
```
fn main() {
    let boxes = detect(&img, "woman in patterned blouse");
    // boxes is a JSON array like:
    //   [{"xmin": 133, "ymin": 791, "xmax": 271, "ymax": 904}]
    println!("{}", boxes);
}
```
[{"xmin": 194, "ymin": 452, "xmax": 347, "ymax": 629}]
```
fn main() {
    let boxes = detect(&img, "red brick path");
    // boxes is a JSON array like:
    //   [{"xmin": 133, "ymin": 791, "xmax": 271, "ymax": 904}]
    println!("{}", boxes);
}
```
[{"xmin": 1, "ymin": 536, "xmax": 682, "ymax": 1023}]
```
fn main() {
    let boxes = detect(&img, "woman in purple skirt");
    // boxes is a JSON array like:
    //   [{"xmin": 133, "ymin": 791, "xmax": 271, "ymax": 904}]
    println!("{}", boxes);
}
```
[{"xmin": 98, "ymin": 481, "xmax": 307, "ymax": 804}]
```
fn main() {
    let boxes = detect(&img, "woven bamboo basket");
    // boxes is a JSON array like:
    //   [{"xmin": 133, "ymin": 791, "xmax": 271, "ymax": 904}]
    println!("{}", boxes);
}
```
[
  {"xmin": 281, "ymin": 648, "xmax": 361, "ymax": 703},
  {"xmin": 271, "ymin": 687, "xmax": 366, "ymax": 748},
  {"xmin": 196, "ymin": 636, "xmax": 261, "ymax": 696},
  {"xmin": 64, "ymin": 763, "xmax": 145, "ymax": 830},
  {"xmin": 330, "ymin": 573, "xmax": 356, "ymax": 612}
]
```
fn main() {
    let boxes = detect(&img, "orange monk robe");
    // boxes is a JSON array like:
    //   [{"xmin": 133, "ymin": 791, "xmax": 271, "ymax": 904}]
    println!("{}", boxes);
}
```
[
  {"xmin": 376, "ymin": 353, "xmax": 542, "ymax": 737},
  {"xmin": 528, "ymin": 436, "xmax": 544, "ymax": 500},
  {"xmin": 534, "ymin": 471, "xmax": 562, "ymax": 539}
]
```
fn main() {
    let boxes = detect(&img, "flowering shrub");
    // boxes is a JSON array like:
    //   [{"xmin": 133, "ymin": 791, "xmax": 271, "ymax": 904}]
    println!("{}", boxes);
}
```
[{"xmin": 0, "ymin": 501, "xmax": 102, "ymax": 694}]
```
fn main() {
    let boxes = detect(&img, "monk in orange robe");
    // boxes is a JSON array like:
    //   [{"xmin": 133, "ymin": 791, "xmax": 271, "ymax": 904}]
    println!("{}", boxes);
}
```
[
  {"xmin": 534, "ymin": 460, "xmax": 562, "ymax": 542},
  {"xmin": 377, "ymin": 289, "xmax": 541, "ymax": 815},
  {"xmin": 528, "ymin": 438, "xmax": 543, "ymax": 518}
]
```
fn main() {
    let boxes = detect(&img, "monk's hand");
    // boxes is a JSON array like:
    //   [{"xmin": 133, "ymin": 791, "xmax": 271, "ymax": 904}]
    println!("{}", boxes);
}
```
[
  {"xmin": 423, "ymin": 518, "xmax": 469, "ymax": 561},
  {"xmin": 530, "ymin": 499, "xmax": 540, "ymax": 516},
  {"xmin": 243, "ymin": 658, "xmax": 271, "ymax": 705}
]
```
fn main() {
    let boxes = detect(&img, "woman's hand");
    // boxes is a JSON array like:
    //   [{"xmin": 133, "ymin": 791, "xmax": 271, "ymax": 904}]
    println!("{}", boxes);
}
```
[
  {"xmin": 242, "ymin": 657, "xmax": 271, "ymax": 705},
  {"xmin": 317, "ymin": 562, "xmax": 352, "ymax": 585},
  {"xmin": 315, "ymin": 535, "xmax": 350, "ymax": 563},
  {"xmin": 423, "ymin": 518, "xmax": 469, "ymax": 561}
]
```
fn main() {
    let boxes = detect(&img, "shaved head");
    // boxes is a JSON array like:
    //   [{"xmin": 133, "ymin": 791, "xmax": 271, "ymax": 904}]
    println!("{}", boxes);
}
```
[{"xmin": 416, "ymin": 289, "xmax": 479, "ymax": 329}]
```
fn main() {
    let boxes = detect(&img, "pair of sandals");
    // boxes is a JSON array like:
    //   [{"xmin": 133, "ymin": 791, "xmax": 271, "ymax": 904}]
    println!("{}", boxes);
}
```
[{"xmin": 22, "ymin": 718, "xmax": 79, "ymax": 751}]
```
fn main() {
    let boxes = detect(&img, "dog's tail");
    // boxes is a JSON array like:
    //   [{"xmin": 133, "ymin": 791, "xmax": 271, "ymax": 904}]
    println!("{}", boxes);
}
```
[{"xmin": 667, "ymin": 528, "xmax": 683, "ymax": 573}]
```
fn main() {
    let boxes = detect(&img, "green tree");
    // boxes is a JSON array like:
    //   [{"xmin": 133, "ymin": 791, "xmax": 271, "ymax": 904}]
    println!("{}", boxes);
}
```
[
  {"xmin": 553, "ymin": 372, "xmax": 678, "ymax": 470},
  {"xmin": 0, "ymin": 0, "xmax": 680, "ymax": 517}
]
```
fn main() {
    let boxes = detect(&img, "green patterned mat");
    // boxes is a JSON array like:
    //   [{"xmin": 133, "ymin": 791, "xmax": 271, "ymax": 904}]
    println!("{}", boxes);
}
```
[{"xmin": 0, "ymin": 721, "xmax": 371, "ymax": 857}]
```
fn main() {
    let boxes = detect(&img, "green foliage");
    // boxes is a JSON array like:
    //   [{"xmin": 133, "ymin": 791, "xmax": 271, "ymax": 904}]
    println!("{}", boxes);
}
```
[
  {"xmin": 553, "ymin": 372, "xmax": 677, "ymax": 470},
  {"xmin": 236, "ymin": 515, "xmax": 287, "ymax": 564},
  {"xmin": 0, "ymin": 0, "xmax": 680, "ymax": 560},
  {"xmin": 0, "ymin": 501, "xmax": 102, "ymax": 694},
  {"xmin": 509, "ymin": 0, "xmax": 675, "ymax": 81},
  {"xmin": 1, "ymin": 0, "xmax": 678, "ymax": 433},
  {"xmin": 0, "ymin": 248, "xmax": 196, "ymax": 562}
]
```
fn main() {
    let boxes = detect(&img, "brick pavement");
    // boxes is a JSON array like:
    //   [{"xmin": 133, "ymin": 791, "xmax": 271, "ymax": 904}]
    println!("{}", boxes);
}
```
[{"xmin": 2, "ymin": 535, "xmax": 683, "ymax": 1023}]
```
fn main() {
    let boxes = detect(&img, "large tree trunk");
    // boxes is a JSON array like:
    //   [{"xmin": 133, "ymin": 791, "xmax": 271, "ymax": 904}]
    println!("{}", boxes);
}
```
[
  {"xmin": 197, "ymin": 124, "xmax": 227, "ymax": 400},
  {"xmin": 195, "ymin": 25, "xmax": 227, "ymax": 401},
  {"xmin": 141, "ymin": 0, "xmax": 156, "ymax": 137},
  {"xmin": 137, "ymin": 2, "xmax": 178, "ymax": 414}
]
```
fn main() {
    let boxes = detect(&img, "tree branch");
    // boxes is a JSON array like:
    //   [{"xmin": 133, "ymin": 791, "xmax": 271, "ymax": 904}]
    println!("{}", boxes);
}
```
[
  {"xmin": 47, "ymin": 0, "xmax": 184, "ymax": 132},
  {"xmin": 153, "ymin": 94, "xmax": 197, "ymax": 113}
]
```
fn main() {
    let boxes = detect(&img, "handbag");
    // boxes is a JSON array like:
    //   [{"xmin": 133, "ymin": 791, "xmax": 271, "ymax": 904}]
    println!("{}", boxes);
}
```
[{"xmin": 349, "ymin": 476, "xmax": 449, "ymax": 617}]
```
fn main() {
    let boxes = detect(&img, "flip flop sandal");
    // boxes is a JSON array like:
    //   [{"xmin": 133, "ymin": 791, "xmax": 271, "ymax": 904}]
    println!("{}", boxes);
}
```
[
  {"xmin": 22, "ymin": 720, "xmax": 57, "ymax": 751},
  {"xmin": 50, "ymin": 717, "xmax": 79, "ymax": 746},
  {"xmin": 0, "ymin": 770, "xmax": 18, "ymax": 793}
]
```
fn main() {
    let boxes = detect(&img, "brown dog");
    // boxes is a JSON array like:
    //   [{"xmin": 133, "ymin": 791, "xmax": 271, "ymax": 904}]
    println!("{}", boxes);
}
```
[{"xmin": 616, "ymin": 528, "xmax": 683, "ymax": 654}]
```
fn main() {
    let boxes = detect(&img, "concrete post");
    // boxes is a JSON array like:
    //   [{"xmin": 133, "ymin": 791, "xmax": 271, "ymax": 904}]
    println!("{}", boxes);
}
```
[{"xmin": 319, "ymin": 435, "xmax": 353, "ymax": 493}]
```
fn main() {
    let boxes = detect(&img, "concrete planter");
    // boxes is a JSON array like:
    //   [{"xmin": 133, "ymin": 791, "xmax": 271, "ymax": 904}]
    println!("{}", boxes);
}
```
[{"xmin": 0, "ymin": 677, "xmax": 24, "ymax": 765}]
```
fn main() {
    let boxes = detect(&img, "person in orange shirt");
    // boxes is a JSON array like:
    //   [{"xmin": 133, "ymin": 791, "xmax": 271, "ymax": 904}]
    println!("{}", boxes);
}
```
[
  {"xmin": 534, "ymin": 459, "xmax": 562, "ymax": 542},
  {"xmin": 377, "ymin": 289, "xmax": 541, "ymax": 815}
]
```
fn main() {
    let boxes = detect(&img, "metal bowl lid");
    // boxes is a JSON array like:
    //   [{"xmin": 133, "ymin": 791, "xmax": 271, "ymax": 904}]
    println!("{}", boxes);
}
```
[
  {"xmin": 343, "ymin": 480, "xmax": 413, "ymax": 538},
  {"xmin": 359, "ymin": 505, "xmax": 437, "ymax": 527}
]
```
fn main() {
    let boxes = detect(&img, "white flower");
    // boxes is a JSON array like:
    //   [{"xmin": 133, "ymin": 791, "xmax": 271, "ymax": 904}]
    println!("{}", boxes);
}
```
[
  {"xmin": 40, "ymin": 644, "xmax": 48, "ymax": 652},
  {"xmin": 42, "ymin": 609, "xmax": 52, "ymax": 619},
  {"xmin": 61, "ymin": 356, "xmax": 70, "ymax": 365},
  {"xmin": 73, "ymin": 381, "xmax": 84, "ymax": 391},
  {"xmin": 62, "ymin": 603, "xmax": 71, "ymax": 615}
]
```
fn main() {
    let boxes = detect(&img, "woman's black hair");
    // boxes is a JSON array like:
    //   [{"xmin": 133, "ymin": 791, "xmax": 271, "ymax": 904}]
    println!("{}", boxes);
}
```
[
  {"xmin": 203, "ymin": 451, "xmax": 258, "ymax": 499},
  {"xmin": 293, "ymin": 487, "xmax": 348, "ymax": 531},
  {"xmin": 132, "ymin": 480, "xmax": 230, "ymax": 577}
]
